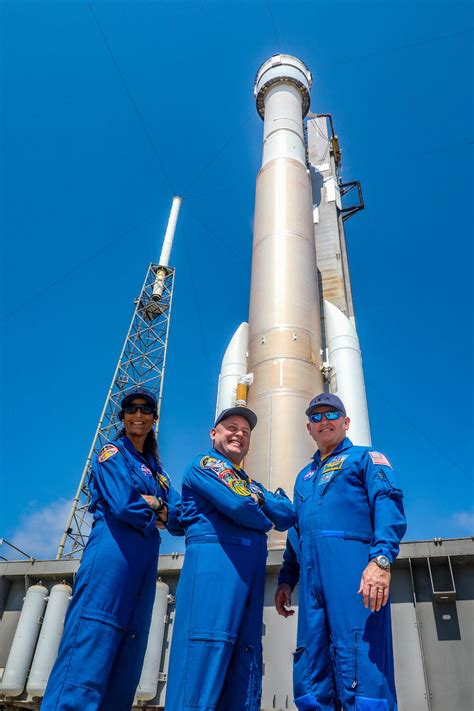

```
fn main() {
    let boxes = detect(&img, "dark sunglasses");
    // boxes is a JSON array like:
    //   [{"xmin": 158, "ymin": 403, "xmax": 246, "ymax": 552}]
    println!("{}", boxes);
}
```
[
  {"xmin": 123, "ymin": 404, "xmax": 155, "ymax": 415},
  {"xmin": 309, "ymin": 411, "xmax": 342, "ymax": 423}
]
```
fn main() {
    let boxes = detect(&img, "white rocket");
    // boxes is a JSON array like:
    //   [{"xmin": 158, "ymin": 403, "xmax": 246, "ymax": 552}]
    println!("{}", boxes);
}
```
[{"xmin": 216, "ymin": 55, "xmax": 370, "ymax": 541}]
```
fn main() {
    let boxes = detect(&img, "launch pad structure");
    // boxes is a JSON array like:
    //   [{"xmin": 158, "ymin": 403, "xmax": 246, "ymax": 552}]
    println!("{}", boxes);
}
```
[{"xmin": 1, "ymin": 55, "xmax": 473, "ymax": 710}]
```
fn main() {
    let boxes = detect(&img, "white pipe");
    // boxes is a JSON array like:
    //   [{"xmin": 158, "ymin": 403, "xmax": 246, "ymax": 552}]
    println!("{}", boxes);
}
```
[
  {"xmin": 215, "ymin": 322, "xmax": 249, "ymax": 416},
  {"xmin": 135, "ymin": 581, "xmax": 170, "ymax": 702},
  {"xmin": 1, "ymin": 585, "xmax": 48, "ymax": 697},
  {"xmin": 324, "ymin": 299, "xmax": 371, "ymax": 446},
  {"xmin": 26, "ymin": 583, "xmax": 72, "ymax": 698},
  {"xmin": 152, "ymin": 196, "xmax": 182, "ymax": 302},
  {"xmin": 159, "ymin": 196, "xmax": 182, "ymax": 267}
]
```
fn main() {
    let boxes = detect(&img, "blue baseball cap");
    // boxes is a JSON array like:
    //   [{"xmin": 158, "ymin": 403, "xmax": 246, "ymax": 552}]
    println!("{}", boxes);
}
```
[
  {"xmin": 305, "ymin": 393, "xmax": 346, "ymax": 417},
  {"xmin": 214, "ymin": 406, "xmax": 258, "ymax": 431},
  {"xmin": 120, "ymin": 387, "xmax": 158, "ymax": 412}
]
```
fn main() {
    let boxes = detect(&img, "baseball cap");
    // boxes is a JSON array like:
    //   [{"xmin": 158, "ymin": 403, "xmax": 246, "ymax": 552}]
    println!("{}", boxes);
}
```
[
  {"xmin": 120, "ymin": 387, "xmax": 158, "ymax": 412},
  {"xmin": 305, "ymin": 393, "xmax": 346, "ymax": 417},
  {"xmin": 214, "ymin": 406, "xmax": 258, "ymax": 431}
]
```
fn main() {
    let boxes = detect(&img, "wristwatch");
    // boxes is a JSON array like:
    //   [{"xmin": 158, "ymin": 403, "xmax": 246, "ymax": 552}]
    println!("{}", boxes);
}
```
[
  {"xmin": 371, "ymin": 555, "xmax": 391, "ymax": 570},
  {"xmin": 153, "ymin": 497, "xmax": 165, "ymax": 513}
]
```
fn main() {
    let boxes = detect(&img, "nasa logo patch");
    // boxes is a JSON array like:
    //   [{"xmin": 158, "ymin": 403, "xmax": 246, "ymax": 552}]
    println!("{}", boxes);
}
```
[
  {"xmin": 369, "ymin": 451, "xmax": 392, "ymax": 468},
  {"xmin": 141, "ymin": 464, "xmax": 152, "ymax": 477},
  {"xmin": 303, "ymin": 470, "xmax": 316, "ymax": 481},
  {"xmin": 98, "ymin": 444, "xmax": 119, "ymax": 463}
]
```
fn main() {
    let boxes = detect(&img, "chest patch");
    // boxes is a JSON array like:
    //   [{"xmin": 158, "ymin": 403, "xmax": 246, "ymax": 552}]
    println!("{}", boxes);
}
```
[
  {"xmin": 141, "ymin": 464, "xmax": 152, "ymax": 477},
  {"xmin": 321, "ymin": 455, "xmax": 348, "ymax": 474},
  {"xmin": 369, "ymin": 451, "xmax": 392, "ymax": 468},
  {"xmin": 303, "ymin": 469, "xmax": 316, "ymax": 481},
  {"xmin": 98, "ymin": 444, "xmax": 119, "ymax": 463},
  {"xmin": 319, "ymin": 471, "xmax": 334, "ymax": 485},
  {"xmin": 158, "ymin": 473, "xmax": 170, "ymax": 490}
]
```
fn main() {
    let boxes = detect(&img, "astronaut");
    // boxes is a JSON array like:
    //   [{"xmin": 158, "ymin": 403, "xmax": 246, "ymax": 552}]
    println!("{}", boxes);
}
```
[
  {"xmin": 42, "ymin": 388, "xmax": 183, "ymax": 711},
  {"xmin": 165, "ymin": 406, "xmax": 295, "ymax": 711},
  {"xmin": 274, "ymin": 393, "xmax": 407, "ymax": 711}
]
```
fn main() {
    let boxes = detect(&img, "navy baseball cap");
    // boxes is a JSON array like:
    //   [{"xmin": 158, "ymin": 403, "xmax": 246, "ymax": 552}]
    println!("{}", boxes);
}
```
[
  {"xmin": 214, "ymin": 406, "xmax": 258, "ymax": 431},
  {"xmin": 120, "ymin": 387, "xmax": 158, "ymax": 411},
  {"xmin": 305, "ymin": 393, "xmax": 346, "ymax": 417}
]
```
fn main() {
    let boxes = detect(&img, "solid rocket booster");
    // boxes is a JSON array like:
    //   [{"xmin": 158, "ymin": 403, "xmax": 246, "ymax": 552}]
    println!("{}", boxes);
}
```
[{"xmin": 245, "ymin": 56, "xmax": 324, "ymax": 511}]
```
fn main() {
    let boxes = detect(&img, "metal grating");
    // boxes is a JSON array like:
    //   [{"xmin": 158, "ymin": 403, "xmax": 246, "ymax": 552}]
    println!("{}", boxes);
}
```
[{"xmin": 56, "ymin": 263, "xmax": 175, "ymax": 560}]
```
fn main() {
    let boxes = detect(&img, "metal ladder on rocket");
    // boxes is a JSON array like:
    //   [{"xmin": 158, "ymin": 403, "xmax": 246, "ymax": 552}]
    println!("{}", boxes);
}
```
[{"xmin": 215, "ymin": 54, "xmax": 371, "ymax": 544}]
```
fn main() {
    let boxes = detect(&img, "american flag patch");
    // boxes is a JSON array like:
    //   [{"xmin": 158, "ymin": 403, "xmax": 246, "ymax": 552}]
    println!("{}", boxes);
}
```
[{"xmin": 369, "ymin": 451, "xmax": 392, "ymax": 468}]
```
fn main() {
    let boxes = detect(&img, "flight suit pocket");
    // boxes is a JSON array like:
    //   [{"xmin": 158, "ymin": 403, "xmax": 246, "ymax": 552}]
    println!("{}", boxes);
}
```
[
  {"xmin": 293, "ymin": 646, "xmax": 319, "ymax": 708},
  {"xmin": 355, "ymin": 696, "xmax": 389, "ymax": 710},
  {"xmin": 184, "ymin": 630, "xmax": 235, "ymax": 707},
  {"xmin": 376, "ymin": 468, "xmax": 402, "ymax": 497},
  {"xmin": 66, "ymin": 613, "xmax": 124, "ymax": 691}
]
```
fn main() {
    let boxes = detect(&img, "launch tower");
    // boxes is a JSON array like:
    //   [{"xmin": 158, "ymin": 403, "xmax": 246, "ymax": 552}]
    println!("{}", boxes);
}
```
[{"xmin": 56, "ymin": 197, "xmax": 181, "ymax": 560}]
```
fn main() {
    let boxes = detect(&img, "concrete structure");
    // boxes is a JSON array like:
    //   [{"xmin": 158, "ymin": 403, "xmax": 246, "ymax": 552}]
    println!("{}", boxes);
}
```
[{"xmin": 1, "ymin": 538, "xmax": 473, "ymax": 709}]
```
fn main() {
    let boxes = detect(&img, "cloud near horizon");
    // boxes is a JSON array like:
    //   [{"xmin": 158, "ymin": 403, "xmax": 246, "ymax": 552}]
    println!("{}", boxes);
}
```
[
  {"xmin": 8, "ymin": 498, "xmax": 73, "ymax": 559},
  {"xmin": 452, "ymin": 510, "xmax": 474, "ymax": 533}
]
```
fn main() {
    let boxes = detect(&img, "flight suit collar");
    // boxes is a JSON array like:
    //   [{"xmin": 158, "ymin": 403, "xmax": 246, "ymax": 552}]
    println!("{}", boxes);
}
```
[
  {"xmin": 122, "ymin": 435, "xmax": 157, "ymax": 473},
  {"xmin": 209, "ymin": 447, "xmax": 250, "ymax": 481},
  {"xmin": 312, "ymin": 437, "xmax": 353, "ymax": 467}
]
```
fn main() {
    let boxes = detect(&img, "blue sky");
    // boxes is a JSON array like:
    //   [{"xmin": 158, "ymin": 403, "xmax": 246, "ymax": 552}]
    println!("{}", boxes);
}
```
[{"xmin": 1, "ymin": 0, "xmax": 473, "ymax": 558}]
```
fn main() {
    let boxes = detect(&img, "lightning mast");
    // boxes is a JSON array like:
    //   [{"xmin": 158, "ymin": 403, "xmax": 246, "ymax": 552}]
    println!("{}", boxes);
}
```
[{"xmin": 56, "ymin": 197, "xmax": 182, "ymax": 560}]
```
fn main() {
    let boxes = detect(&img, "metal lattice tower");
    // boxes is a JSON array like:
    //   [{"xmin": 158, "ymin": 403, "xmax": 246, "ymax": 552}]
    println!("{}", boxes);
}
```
[{"xmin": 57, "ymin": 198, "xmax": 181, "ymax": 560}]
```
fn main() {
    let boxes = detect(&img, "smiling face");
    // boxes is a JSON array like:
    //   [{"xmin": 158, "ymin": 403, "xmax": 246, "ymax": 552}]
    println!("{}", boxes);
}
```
[
  {"xmin": 210, "ymin": 415, "xmax": 251, "ymax": 465},
  {"xmin": 307, "ymin": 406, "xmax": 350, "ymax": 457},
  {"xmin": 123, "ymin": 398, "xmax": 156, "ymax": 448}
]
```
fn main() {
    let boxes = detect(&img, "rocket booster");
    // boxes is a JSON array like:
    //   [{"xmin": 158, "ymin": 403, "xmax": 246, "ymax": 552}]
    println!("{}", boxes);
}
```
[
  {"xmin": 245, "ymin": 56, "xmax": 324, "ymax": 509},
  {"xmin": 216, "ymin": 55, "xmax": 371, "ymax": 542}
]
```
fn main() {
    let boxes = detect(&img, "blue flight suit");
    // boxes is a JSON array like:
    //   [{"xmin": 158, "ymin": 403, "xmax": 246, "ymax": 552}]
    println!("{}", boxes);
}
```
[
  {"xmin": 42, "ymin": 436, "xmax": 183, "ymax": 711},
  {"xmin": 165, "ymin": 447, "xmax": 295, "ymax": 711},
  {"xmin": 278, "ymin": 438, "xmax": 406, "ymax": 711}
]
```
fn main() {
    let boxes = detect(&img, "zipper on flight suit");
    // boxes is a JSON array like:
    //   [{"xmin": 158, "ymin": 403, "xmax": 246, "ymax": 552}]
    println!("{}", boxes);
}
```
[{"xmin": 352, "ymin": 631, "xmax": 359, "ymax": 689}]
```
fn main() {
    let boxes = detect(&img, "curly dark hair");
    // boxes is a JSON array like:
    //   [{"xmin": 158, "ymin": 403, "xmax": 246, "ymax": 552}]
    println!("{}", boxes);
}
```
[{"xmin": 115, "ymin": 427, "xmax": 160, "ymax": 467}]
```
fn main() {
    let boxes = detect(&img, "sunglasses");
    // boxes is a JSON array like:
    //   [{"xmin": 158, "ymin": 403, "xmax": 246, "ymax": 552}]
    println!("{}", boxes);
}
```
[
  {"xmin": 309, "ymin": 411, "xmax": 342, "ymax": 423},
  {"xmin": 123, "ymin": 404, "xmax": 155, "ymax": 415}
]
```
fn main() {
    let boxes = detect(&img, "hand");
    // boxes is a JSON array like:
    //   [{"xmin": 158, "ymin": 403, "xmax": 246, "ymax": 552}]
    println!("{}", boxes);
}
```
[
  {"xmin": 141, "ymin": 495, "xmax": 169, "ymax": 526},
  {"xmin": 358, "ymin": 561, "xmax": 391, "ymax": 612},
  {"xmin": 274, "ymin": 583, "xmax": 295, "ymax": 618}
]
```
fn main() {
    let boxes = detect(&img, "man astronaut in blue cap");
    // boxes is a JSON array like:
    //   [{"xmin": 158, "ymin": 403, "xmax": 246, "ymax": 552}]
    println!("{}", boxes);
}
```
[
  {"xmin": 165, "ymin": 405, "xmax": 295, "ymax": 711},
  {"xmin": 275, "ymin": 393, "xmax": 407, "ymax": 711}
]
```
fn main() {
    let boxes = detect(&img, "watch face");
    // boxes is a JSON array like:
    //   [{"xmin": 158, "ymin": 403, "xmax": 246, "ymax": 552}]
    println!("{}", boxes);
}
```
[{"xmin": 377, "ymin": 556, "xmax": 390, "ymax": 568}]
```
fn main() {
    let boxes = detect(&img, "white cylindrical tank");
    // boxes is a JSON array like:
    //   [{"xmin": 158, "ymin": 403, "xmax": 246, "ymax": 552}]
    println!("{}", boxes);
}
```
[
  {"xmin": 246, "ymin": 56, "xmax": 324, "ymax": 543},
  {"xmin": 135, "ymin": 580, "xmax": 170, "ymax": 702},
  {"xmin": 159, "ymin": 196, "xmax": 182, "ymax": 267},
  {"xmin": 324, "ymin": 299, "xmax": 371, "ymax": 446},
  {"xmin": 26, "ymin": 583, "xmax": 72, "ymax": 698},
  {"xmin": 215, "ymin": 322, "xmax": 249, "ymax": 415},
  {"xmin": 1, "ymin": 584, "xmax": 48, "ymax": 697}
]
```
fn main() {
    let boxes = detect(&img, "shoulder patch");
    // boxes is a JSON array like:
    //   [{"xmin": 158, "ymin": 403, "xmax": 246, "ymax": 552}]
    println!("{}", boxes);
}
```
[
  {"xmin": 369, "ymin": 451, "xmax": 392, "ymax": 468},
  {"xmin": 98, "ymin": 444, "xmax": 119, "ymax": 463},
  {"xmin": 200, "ymin": 456, "xmax": 226, "ymax": 474}
]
